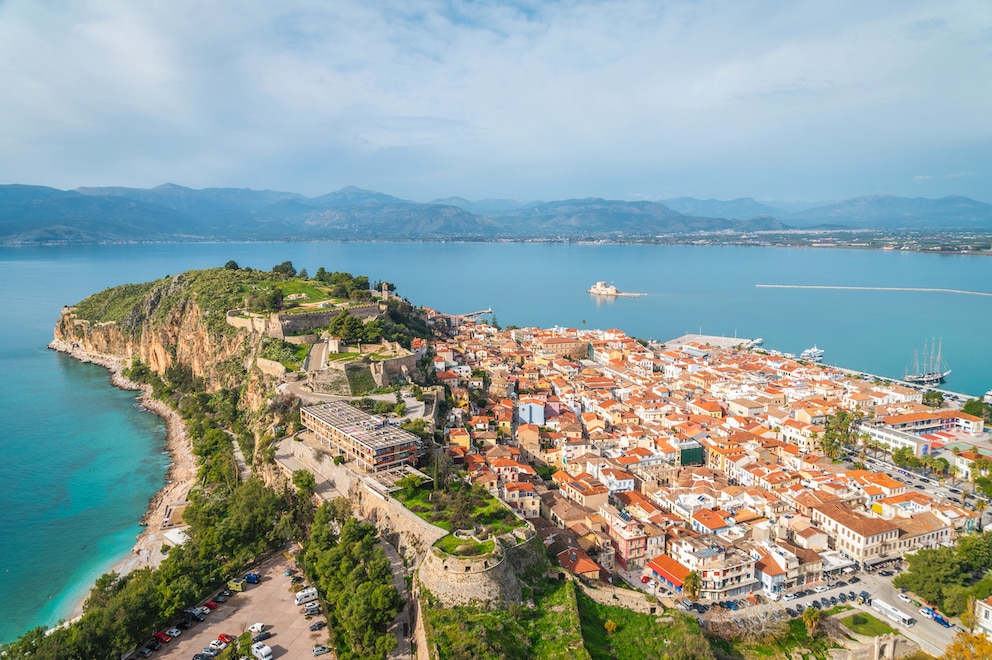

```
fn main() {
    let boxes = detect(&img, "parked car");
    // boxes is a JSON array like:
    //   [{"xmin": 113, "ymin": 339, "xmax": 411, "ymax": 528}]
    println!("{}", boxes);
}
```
[
  {"xmin": 879, "ymin": 570, "xmax": 895, "ymax": 577},
  {"xmin": 219, "ymin": 589, "xmax": 232, "ymax": 597},
  {"xmin": 253, "ymin": 631, "xmax": 274, "ymax": 643},
  {"xmin": 310, "ymin": 620, "xmax": 327, "ymax": 631},
  {"xmin": 209, "ymin": 640, "xmax": 228, "ymax": 651},
  {"xmin": 820, "ymin": 597, "xmax": 830, "ymax": 608},
  {"xmin": 214, "ymin": 594, "xmax": 228, "ymax": 603},
  {"xmin": 193, "ymin": 655, "xmax": 214, "ymax": 660},
  {"xmin": 145, "ymin": 641, "xmax": 162, "ymax": 651},
  {"xmin": 165, "ymin": 628, "xmax": 181, "ymax": 638},
  {"xmin": 203, "ymin": 601, "xmax": 219, "ymax": 610},
  {"xmin": 200, "ymin": 648, "xmax": 219, "ymax": 657},
  {"xmin": 313, "ymin": 646, "xmax": 332, "ymax": 657},
  {"xmin": 848, "ymin": 591, "xmax": 857, "ymax": 601},
  {"xmin": 783, "ymin": 592, "xmax": 797, "ymax": 601},
  {"xmin": 245, "ymin": 572, "xmax": 262, "ymax": 584},
  {"xmin": 177, "ymin": 620, "xmax": 193, "ymax": 630},
  {"xmin": 829, "ymin": 596, "xmax": 838, "ymax": 606},
  {"xmin": 920, "ymin": 607, "xmax": 934, "ymax": 619},
  {"xmin": 152, "ymin": 632, "xmax": 171, "ymax": 643},
  {"xmin": 838, "ymin": 593, "xmax": 847, "ymax": 603},
  {"xmin": 898, "ymin": 593, "xmax": 912, "ymax": 603},
  {"xmin": 812, "ymin": 600, "xmax": 822, "ymax": 610},
  {"xmin": 249, "ymin": 623, "xmax": 267, "ymax": 633},
  {"xmin": 934, "ymin": 614, "xmax": 952, "ymax": 628},
  {"xmin": 848, "ymin": 576, "xmax": 860, "ymax": 584},
  {"xmin": 814, "ymin": 585, "xmax": 828, "ymax": 593},
  {"xmin": 217, "ymin": 633, "xmax": 235, "ymax": 643},
  {"xmin": 136, "ymin": 648, "xmax": 152, "ymax": 658},
  {"xmin": 641, "ymin": 575, "xmax": 650, "ymax": 584}
]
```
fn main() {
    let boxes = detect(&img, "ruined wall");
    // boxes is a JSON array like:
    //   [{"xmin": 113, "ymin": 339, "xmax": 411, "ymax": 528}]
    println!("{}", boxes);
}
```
[{"xmin": 369, "ymin": 354, "xmax": 419, "ymax": 387}]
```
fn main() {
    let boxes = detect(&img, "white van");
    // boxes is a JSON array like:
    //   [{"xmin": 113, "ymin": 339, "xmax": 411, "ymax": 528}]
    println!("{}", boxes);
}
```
[
  {"xmin": 294, "ymin": 587, "xmax": 319, "ymax": 606},
  {"xmin": 251, "ymin": 642, "xmax": 273, "ymax": 660}
]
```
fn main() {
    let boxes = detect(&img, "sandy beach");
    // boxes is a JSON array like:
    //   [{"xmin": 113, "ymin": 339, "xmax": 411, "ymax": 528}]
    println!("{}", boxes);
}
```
[{"xmin": 48, "ymin": 340, "xmax": 198, "ymax": 618}]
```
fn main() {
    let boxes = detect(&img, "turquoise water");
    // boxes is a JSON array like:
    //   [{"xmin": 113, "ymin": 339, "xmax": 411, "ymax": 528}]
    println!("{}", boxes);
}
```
[{"xmin": 1, "ymin": 242, "xmax": 991, "ymax": 642}]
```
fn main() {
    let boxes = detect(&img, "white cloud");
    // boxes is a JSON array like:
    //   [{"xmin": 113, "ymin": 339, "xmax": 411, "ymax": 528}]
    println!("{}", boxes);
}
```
[{"xmin": 0, "ymin": 0, "xmax": 989, "ymax": 201}]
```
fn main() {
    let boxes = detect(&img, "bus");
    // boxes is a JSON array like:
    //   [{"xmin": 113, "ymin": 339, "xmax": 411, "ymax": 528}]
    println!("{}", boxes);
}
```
[{"xmin": 871, "ymin": 598, "xmax": 916, "ymax": 627}]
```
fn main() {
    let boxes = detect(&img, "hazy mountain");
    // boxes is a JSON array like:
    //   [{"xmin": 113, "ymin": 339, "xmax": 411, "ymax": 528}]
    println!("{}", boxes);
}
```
[
  {"xmin": 307, "ymin": 186, "xmax": 409, "ymax": 208},
  {"xmin": 660, "ymin": 196, "xmax": 782, "ymax": 220},
  {"xmin": 786, "ymin": 195, "xmax": 992, "ymax": 229},
  {"xmin": 430, "ymin": 196, "xmax": 529, "ymax": 215},
  {"xmin": 2, "ymin": 184, "xmax": 988, "ymax": 244},
  {"xmin": 0, "ymin": 185, "xmax": 198, "ymax": 242}
]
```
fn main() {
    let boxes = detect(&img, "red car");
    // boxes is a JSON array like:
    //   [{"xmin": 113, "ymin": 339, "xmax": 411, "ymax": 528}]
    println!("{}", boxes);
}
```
[
  {"xmin": 153, "ymin": 632, "xmax": 172, "ymax": 643},
  {"xmin": 217, "ymin": 633, "xmax": 235, "ymax": 643},
  {"xmin": 203, "ymin": 601, "xmax": 219, "ymax": 610},
  {"xmin": 641, "ymin": 576, "xmax": 650, "ymax": 584}
]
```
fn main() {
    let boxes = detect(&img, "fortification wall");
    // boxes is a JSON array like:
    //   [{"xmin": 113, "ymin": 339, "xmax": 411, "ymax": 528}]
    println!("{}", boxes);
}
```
[
  {"xmin": 289, "ymin": 440, "xmax": 447, "ymax": 555},
  {"xmin": 417, "ymin": 540, "xmax": 521, "ymax": 608},
  {"xmin": 283, "ymin": 334, "xmax": 318, "ymax": 346},
  {"xmin": 225, "ymin": 310, "xmax": 269, "ymax": 333},
  {"xmin": 274, "ymin": 310, "xmax": 335, "ymax": 338}
]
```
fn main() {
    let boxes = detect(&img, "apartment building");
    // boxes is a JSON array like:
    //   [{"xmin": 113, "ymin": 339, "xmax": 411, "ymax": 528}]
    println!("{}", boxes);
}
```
[{"xmin": 301, "ymin": 401, "xmax": 422, "ymax": 473}]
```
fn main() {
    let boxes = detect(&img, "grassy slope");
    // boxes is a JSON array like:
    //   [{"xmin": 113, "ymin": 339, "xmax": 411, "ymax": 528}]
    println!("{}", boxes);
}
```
[{"xmin": 575, "ymin": 588, "xmax": 714, "ymax": 660}]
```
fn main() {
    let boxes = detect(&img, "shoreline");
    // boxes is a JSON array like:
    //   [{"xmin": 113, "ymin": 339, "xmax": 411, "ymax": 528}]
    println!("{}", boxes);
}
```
[{"xmin": 48, "ymin": 339, "xmax": 197, "ymax": 620}]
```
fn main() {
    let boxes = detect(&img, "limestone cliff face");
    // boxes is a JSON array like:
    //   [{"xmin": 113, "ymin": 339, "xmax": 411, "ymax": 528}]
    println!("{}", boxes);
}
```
[{"xmin": 53, "ymin": 295, "xmax": 253, "ymax": 392}]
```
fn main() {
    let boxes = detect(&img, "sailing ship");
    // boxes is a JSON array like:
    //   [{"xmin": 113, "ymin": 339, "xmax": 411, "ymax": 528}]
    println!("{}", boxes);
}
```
[
  {"xmin": 800, "ymin": 345, "xmax": 824, "ymax": 362},
  {"xmin": 904, "ymin": 338, "xmax": 951, "ymax": 385}
]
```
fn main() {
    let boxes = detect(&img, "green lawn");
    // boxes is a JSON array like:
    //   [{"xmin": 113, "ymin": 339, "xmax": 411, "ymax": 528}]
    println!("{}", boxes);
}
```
[
  {"xmin": 435, "ymin": 534, "xmax": 495, "ymax": 556},
  {"xmin": 840, "ymin": 612, "xmax": 896, "ymax": 637}
]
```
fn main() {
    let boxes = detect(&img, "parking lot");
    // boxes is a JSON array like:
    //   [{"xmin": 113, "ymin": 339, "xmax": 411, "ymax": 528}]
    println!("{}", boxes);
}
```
[{"xmin": 149, "ymin": 553, "xmax": 331, "ymax": 659}]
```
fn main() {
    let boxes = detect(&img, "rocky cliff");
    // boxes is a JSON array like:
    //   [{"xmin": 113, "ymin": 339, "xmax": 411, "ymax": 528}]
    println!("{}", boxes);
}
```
[{"xmin": 49, "ymin": 269, "xmax": 284, "ymax": 424}]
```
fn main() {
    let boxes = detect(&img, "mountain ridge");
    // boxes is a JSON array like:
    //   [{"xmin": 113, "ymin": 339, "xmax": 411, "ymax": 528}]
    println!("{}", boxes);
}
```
[{"xmin": 1, "ymin": 184, "xmax": 989, "ymax": 244}]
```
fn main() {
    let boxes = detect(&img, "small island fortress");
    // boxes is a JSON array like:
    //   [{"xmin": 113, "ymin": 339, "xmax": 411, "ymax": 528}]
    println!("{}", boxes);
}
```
[{"xmin": 587, "ymin": 281, "xmax": 646, "ymax": 297}]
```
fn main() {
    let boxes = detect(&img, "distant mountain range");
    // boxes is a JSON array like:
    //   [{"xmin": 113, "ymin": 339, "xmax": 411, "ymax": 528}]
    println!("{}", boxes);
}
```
[{"xmin": 1, "ymin": 183, "xmax": 990, "ymax": 244}]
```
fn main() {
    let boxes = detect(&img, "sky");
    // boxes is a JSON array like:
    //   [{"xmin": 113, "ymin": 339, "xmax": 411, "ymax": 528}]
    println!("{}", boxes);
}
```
[{"xmin": 1, "ymin": 0, "xmax": 990, "ymax": 204}]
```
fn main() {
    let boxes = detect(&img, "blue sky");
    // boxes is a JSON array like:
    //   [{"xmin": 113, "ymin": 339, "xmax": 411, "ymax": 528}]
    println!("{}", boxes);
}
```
[{"xmin": 1, "ymin": 0, "xmax": 990, "ymax": 204}]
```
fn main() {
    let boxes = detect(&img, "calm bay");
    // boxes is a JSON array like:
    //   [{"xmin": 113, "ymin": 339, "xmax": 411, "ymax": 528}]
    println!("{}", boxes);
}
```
[{"xmin": 1, "ymin": 241, "xmax": 991, "ymax": 642}]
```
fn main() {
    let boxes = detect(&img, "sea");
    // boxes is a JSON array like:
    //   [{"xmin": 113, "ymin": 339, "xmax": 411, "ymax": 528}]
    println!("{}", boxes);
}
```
[{"xmin": 1, "ymin": 241, "xmax": 991, "ymax": 642}]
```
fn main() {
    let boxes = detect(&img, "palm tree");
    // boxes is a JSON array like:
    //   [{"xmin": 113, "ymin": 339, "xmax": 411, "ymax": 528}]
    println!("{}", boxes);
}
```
[
  {"xmin": 802, "ymin": 606, "xmax": 821, "ymax": 637},
  {"xmin": 682, "ymin": 570, "xmax": 702, "ymax": 602}
]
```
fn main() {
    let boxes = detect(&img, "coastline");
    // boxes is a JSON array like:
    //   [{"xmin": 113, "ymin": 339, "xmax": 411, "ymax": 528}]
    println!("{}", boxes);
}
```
[{"xmin": 47, "ymin": 339, "xmax": 197, "ymax": 619}]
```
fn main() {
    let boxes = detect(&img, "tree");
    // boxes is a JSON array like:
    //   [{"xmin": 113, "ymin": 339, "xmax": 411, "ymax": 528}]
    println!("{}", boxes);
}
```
[
  {"xmin": 682, "ymin": 570, "xmax": 702, "ymax": 602},
  {"xmin": 894, "ymin": 545, "xmax": 966, "ymax": 604},
  {"xmin": 292, "ymin": 469, "xmax": 316, "ymax": 498},
  {"xmin": 923, "ymin": 390, "xmax": 945, "ymax": 408},
  {"xmin": 604, "ymin": 620, "xmax": 617, "ymax": 634},
  {"xmin": 298, "ymin": 267, "xmax": 308, "ymax": 279},
  {"xmin": 802, "ymin": 606, "xmax": 821, "ymax": 637},
  {"xmin": 941, "ymin": 631, "xmax": 992, "ymax": 659},
  {"xmin": 224, "ymin": 260, "xmax": 239, "ymax": 270},
  {"xmin": 272, "ymin": 260, "xmax": 296, "ymax": 277}
]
